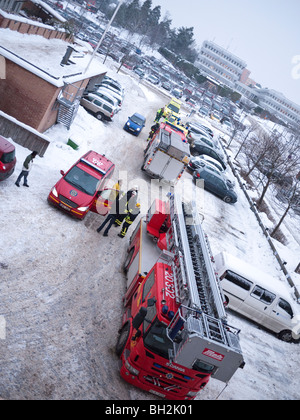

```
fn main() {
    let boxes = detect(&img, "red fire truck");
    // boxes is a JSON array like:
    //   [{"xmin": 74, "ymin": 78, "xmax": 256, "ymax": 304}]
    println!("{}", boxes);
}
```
[
  {"xmin": 116, "ymin": 193, "xmax": 245, "ymax": 400},
  {"xmin": 142, "ymin": 122, "xmax": 190, "ymax": 183}
]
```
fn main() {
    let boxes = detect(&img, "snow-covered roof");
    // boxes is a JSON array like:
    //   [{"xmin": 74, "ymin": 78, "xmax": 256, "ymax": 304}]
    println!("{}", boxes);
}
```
[
  {"xmin": 0, "ymin": 28, "xmax": 108, "ymax": 87},
  {"xmin": 0, "ymin": 8, "xmax": 62, "ymax": 28},
  {"xmin": 29, "ymin": 0, "xmax": 67, "ymax": 23}
]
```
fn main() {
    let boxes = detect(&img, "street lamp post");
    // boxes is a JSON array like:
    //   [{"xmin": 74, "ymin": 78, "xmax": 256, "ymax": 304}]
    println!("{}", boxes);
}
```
[{"xmin": 83, "ymin": 0, "xmax": 124, "ymax": 74}]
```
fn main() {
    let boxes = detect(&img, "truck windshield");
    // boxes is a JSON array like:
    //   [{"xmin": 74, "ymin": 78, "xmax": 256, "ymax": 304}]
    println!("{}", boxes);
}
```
[
  {"xmin": 144, "ymin": 318, "xmax": 173, "ymax": 360},
  {"xmin": 64, "ymin": 166, "xmax": 100, "ymax": 196}
]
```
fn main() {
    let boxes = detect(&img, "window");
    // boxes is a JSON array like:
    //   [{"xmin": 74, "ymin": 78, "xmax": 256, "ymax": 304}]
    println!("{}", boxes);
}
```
[
  {"xmin": 192, "ymin": 359, "xmax": 215, "ymax": 374},
  {"xmin": 224, "ymin": 270, "xmax": 253, "ymax": 291},
  {"xmin": 144, "ymin": 318, "xmax": 173, "ymax": 359},
  {"xmin": 278, "ymin": 298, "xmax": 293, "ymax": 318},
  {"xmin": 64, "ymin": 166, "xmax": 100, "ymax": 196},
  {"xmin": 251, "ymin": 286, "xmax": 276, "ymax": 305},
  {"xmin": 1, "ymin": 150, "xmax": 15, "ymax": 164},
  {"xmin": 142, "ymin": 270, "xmax": 155, "ymax": 301}
]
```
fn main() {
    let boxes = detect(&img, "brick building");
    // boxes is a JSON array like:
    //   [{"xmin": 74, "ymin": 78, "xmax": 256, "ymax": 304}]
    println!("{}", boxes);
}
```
[{"xmin": 0, "ymin": 20, "xmax": 107, "ymax": 132}]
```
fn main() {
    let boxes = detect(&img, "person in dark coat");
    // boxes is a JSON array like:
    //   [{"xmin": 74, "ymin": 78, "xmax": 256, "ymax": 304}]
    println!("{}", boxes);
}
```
[
  {"xmin": 15, "ymin": 151, "xmax": 38, "ymax": 187},
  {"xmin": 114, "ymin": 186, "xmax": 138, "ymax": 227},
  {"xmin": 118, "ymin": 203, "xmax": 141, "ymax": 238},
  {"xmin": 147, "ymin": 122, "xmax": 160, "ymax": 141},
  {"xmin": 96, "ymin": 189, "xmax": 123, "ymax": 236}
]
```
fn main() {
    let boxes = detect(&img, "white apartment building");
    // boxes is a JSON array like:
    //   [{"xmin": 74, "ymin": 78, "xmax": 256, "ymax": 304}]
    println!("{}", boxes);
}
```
[
  {"xmin": 254, "ymin": 88, "xmax": 300, "ymax": 128},
  {"xmin": 196, "ymin": 40, "xmax": 247, "ymax": 89}
]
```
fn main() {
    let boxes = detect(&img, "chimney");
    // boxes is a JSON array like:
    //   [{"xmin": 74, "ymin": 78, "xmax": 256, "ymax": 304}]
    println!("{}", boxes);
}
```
[{"xmin": 60, "ymin": 46, "xmax": 75, "ymax": 66}]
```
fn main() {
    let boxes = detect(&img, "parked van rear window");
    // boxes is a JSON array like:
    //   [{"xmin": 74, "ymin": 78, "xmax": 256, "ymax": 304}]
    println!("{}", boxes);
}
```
[{"xmin": 225, "ymin": 270, "xmax": 253, "ymax": 291}]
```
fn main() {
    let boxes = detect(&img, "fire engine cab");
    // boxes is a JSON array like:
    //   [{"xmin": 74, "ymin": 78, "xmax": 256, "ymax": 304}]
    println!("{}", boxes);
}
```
[{"xmin": 116, "ymin": 193, "xmax": 245, "ymax": 400}]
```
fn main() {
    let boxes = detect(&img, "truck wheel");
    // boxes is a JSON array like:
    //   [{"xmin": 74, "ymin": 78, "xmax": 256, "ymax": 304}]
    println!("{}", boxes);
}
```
[
  {"xmin": 96, "ymin": 112, "xmax": 103, "ymax": 121},
  {"xmin": 116, "ymin": 322, "xmax": 130, "ymax": 357},
  {"xmin": 278, "ymin": 329, "xmax": 293, "ymax": 342}
]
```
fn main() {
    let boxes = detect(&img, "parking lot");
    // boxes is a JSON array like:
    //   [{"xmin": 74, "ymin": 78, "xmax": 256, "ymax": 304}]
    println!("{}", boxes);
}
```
[{"xmin": 0, "ymin": 64, "xmax": 300, "ymax": 400}]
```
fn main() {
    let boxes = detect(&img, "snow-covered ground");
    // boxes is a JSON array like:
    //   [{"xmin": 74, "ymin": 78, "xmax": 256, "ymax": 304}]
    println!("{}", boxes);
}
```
[{"xmin": 1, "ymin": 51, "xmax": 300, "ymax": 400}]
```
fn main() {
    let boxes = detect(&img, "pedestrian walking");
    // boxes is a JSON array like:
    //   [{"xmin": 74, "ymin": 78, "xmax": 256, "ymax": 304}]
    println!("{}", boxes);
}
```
[
  {"xmin": 118, "ymin": 203, "xmax": 141, "ymax": 238},
  {"xmin": 15, "ymin": 151, "xmax": 38, "ymax": 187},
  {"xmin": 114, "ymin": 186, "xmax": 138, "ymax": 228}
]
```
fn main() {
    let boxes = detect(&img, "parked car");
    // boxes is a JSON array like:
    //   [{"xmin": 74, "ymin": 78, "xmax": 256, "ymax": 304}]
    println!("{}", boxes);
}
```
[
  {"xmin": 188, "ymin": 155, "xmax": 224, "ymax": 173},
  {"xmin": 193, "ymin": 166, "xmax": 237, "ymax": 203},
  {"xmin": 100, "ymin": 79, "xmax": 124, "ymax": 97},
  {"xmin": 190, "ymin": 142, "xmax": 227, "ymax": 170},
  {"xmin": 161, "ymin": 81, "xmax": 172, "ymax": 91},
  {"xmin": 187, "ymin": 122, "xmax": 214, "ymax": 139},
  {"xmin": 0, "ymin": 135, "xmax": 16, "ymax": 181},
  {"xmin": 97, "ymin": 85, "xmax": 123, "ymax": 108},
  {"xmin": 145, "ymin": 74, "xmax": 160, "ymax": 85},
  {"xmin": 123, "ymin": 113, "xmax": 146, "ymax": 136},
  {"xmin": 172, "ymin": 87, "xmax": 183, "ymax": 99},
  {"xmin": 133, "ymin": 67, "xmax": 145, "ymax": 78},
  {"xmin": 47, "ymin": 150, "xmax": 115, "ymax": 220},
  {"xmin": 80, "ymin": 94, "xmax": 118, "ymax": 121},
  {"xmin": 210, "ymin": 110, "xmax": 222, "ymax": 122},
  {"xmin": 91, "ymin": 90, "xmax": 119, "ymax": 110},
  {"xmin": 190, "ymin": 134, "xmax": 215, "ymax": 149},
  {"xmin": 199, "ymin": 107, "xmax": 210, "ymax": 118},
  {"xmin": 190, "ymin": 154, "xmax": 227, "ymax": 172}
]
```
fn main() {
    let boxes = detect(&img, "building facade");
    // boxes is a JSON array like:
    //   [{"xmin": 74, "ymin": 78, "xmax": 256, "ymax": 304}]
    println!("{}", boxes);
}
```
[
  {"xmin": 254, "ymin": 88, "xmax": 300, "ymax": 128},
  {"xmin": 196, "ymin": 40, "xmax": 247, "ymax": 89}
]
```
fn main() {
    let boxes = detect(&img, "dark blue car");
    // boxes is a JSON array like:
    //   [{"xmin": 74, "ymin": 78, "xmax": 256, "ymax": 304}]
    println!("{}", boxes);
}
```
[{"xmin": 123, "ymin": 113, "xmax": 146, "ymax": 136}]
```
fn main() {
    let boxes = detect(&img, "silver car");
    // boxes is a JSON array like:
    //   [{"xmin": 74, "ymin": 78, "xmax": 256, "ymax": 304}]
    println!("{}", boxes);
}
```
[{"xmin": 80, "ymin": 94, "xmax": 118, "ymax": 121}]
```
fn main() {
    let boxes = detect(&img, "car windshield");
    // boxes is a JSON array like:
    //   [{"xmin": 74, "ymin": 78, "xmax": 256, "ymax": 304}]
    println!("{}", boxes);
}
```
[
  {"xmin": 64, "ymin": 165, "xmax": 100, "ymax": 196},
  {"xmin": 1, "ymin": 150, "xmax": 15, "ymax": 163},
  {"xmin": 131, "ymin": 115, "xmax": 144, "ymax": 125},
  {"xmin": 168, "ymin": 104, "xmax": 180, "ymax": 113},
  {"xmin": 144, "ymin": 318, "xmax": 173, "ymax": 359}
]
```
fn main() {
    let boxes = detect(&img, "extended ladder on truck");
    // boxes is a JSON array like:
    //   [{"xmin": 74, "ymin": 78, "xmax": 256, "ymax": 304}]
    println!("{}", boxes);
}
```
[{"xmin": 165, "ymin": 194, "xmax": 244, "ymax": 383}]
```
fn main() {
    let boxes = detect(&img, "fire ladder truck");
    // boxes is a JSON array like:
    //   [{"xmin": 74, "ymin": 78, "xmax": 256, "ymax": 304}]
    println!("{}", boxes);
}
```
[{"xmin": 116, "ymin": 193, "xmax": 245, "ymax": 400}]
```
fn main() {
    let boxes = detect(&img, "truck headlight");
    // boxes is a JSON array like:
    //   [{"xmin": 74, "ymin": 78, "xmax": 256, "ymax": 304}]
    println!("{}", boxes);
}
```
[
  {"xmin": 77, "ymin": 206, "xmax": 89, "ymax": 212},
  {"xmin": 125, "ymin": 360, "xmax": 139, "ymax": 376}
]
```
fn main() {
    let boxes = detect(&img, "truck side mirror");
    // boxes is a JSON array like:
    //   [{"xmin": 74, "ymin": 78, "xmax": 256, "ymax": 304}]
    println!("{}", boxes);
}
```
[
  {"xmin": 132, "ymin": 307, "xmax": 147, "ymax": 330},
  {"xmin": 60, "ymin": 170, "xmax": 65, "ymax": 176}
]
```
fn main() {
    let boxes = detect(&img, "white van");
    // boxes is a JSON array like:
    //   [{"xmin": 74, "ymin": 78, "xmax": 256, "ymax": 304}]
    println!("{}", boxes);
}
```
[{"xmin": 214, "ymin": 252, "xmax": 300, "ymax": 343}]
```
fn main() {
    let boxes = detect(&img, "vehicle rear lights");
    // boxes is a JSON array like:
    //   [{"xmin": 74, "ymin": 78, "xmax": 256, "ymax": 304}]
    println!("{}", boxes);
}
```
[{"xmin": 147, "ymin": 158, "xmax": 152, "ymax": 165}]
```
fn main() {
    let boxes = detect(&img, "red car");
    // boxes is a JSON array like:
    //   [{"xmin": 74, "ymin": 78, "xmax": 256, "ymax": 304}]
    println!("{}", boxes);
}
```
[
  {"xmin": 48, "ymin": 150, "xmax": 115, "ymax": 220},
  {"xmin": 0, "ymin": 135, "xmax": 16, "ymax": 181}
]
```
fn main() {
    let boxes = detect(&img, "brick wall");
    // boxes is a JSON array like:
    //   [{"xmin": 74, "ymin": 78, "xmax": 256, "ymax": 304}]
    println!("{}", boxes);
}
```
[
  {"xmin": 0, "ymin": 12, "xmax": 72, "ymax": 42},
  {"xmin": 0, "ymin": 59, "xmax": 60, "ymax": 132}
]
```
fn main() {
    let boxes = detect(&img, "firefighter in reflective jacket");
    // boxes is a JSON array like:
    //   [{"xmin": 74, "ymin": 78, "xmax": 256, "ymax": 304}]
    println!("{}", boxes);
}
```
[
  {"xmin": 118, "ymin": 203, "xmax": 141, "ymax": 238},
  {"xmin": 154, "ymin": 107, "xmax": 164, "ymax": 123},
  {"xmin": 147, "ymin": 122, "xmax": 160, "ymax": 142},
  {"xmin": 114, "ymin": 187, "xmax": 138, "ymax": 227}
]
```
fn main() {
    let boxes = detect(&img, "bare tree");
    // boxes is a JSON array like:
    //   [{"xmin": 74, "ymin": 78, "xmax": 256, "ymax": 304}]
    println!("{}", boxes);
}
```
[
  {"xmin": 271, "ymin": 178, "xmax": 300, "ymax": 237},
  {"xmin": 256, "ymin": 134, "xmax": 300, "ymax": 208}
]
